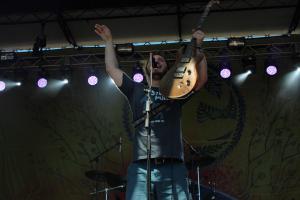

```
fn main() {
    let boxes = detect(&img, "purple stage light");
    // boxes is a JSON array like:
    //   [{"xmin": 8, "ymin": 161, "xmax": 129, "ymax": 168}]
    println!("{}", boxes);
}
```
[
  {"xmin": 133, "ymin": 73, "xmax": 144, "ymax": 83},
  {"xmin": 0, "ymin": 81, "xmax": 6, "ymax": 91},
  {"xmin": 88, "ymin": 76, "xmax": 98, "ymax": 86},
  {"xmin": 37, "ymin": 78, "xmax": 47, "ymax": 88},
  {"xmin": 220, "ymin": 68, "xmax": 231, "ymax": 79},
  {"xmin": 266, "ymin": 65, "xmax": 277, "ymax": 76}
]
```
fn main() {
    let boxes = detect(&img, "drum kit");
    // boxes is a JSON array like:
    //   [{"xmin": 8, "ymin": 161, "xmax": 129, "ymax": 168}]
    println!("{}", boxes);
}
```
[{"xmin": 85, "ymin": 138, "xmax": 236, "ymax": 200}]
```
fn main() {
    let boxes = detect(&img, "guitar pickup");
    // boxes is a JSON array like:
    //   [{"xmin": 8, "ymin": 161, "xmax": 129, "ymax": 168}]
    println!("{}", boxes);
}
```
[
  {"xmin": 173, "ymin": 66, "xmax": 186, "ymax": 79},
  {"xmin": 180, "ymin": 57, "xmax": 191, "ymax": 63},
  {"xmin": 176, "ymin": 66, "xmax": 186, "ymax": 73},
  {"xmin": 174, "ymin": 72, "xmax": 184, "ymax": 78}
]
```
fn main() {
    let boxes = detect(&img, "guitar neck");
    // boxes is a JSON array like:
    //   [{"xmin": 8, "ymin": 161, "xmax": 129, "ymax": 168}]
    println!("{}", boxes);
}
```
[
  {"xmin": 181, "ymin": 0, "xmax": 219, "ymax": 58},
  {"xmin": 181, "ymin": 39, "xmax": 197, "ymax": 59}
]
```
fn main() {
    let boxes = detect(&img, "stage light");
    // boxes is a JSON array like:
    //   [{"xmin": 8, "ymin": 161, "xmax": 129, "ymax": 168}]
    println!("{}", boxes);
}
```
[
  {"xmin": 88, "ymin": 75, "xmax": 98, "ymax": 86},
  {"xmin": 60, "ymin": 64, "xmax": 72, "ymax": 85},
  {"xmin": 116, "ymin": 43, "xmax": 134, "ymax": 55},
  {"xmin": 132, "ymin": 61, "xmax": 144, "ymax": 83},
  {"xmin": 36, "ymin": 67, "xmax": 48, "ymax": 88},
  {"xmin": 220, "ymin": 68, "xmax": 231, "ymax": 79},
  {"xmin": 279, "ymin": 65, "xmax": 300, "ymax": 97},
  {"xmin": 0, "ymin": 81, "xmax": 5, "ymax": 91},
  {"xmin": 242, "ymin": 55, "xmax": 256, "ymax": 73},
  {"xmin": 219, "ymin": 60, "xmax": 232, "ymax": 79},
  {"xmin": 264, "ymin": 57, "xmax": 278, "ymax": 76},
  {"xmin": 13, "ymin": 67, "xmax": 27, "ymax": 87},
  {"xmin": 266, "ymin": 65, "xmax": 278, "ymax": 76},
  {"xmin": 62, "ymin": 79, "xmax": 69, "ymax": 84},
  {"xmin": 133, "ymin": 73, "xmax": 144, "ymax": 83},
  {"xmin": 37, "ymin": 77, "xmax": 48, "ymax": 88},
  {"xmin": 227, "ymin": 37, "xmax": 246, "ymax": 49},
  {"xmin": 234, "ymin": 70, "xmax": 252, "ymax": 85},
  {"xmin": 87, "ymin": 67, "xmax": 100, "ymax": 86},
  {"xmin": 0, "ymin": 52, "xmax": 16, "ymax": 61}
]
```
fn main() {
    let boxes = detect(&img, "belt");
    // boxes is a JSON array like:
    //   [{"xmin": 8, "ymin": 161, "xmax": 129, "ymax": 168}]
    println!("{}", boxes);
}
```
[{"xmin": 135, "ymin": 157, "xmax": 183, "ymax": 165}]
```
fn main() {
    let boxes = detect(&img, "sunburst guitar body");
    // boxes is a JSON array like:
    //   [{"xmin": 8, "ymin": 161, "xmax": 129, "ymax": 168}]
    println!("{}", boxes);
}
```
[{"xmin": 160, "ymin": 50, "xmax": 199, "ymax": 99}]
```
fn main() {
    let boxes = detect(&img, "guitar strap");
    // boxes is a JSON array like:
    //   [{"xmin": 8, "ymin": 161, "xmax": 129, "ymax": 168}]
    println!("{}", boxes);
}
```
[
  {"xmin": 132, "ymin": 100, "xmax": 174, "ymax": 128},
  {"xmin": 132, "ymin": 91, "xmax": 195, "ymax": 128}
]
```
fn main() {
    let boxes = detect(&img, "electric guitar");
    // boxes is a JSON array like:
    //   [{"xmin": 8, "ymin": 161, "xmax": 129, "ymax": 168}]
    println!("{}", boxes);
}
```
[{"xmin": 159, "ymin": 0, "xmax": 219, "ymax": 99}]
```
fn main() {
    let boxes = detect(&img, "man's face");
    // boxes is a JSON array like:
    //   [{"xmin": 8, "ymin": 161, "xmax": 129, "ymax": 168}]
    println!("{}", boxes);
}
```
[{"xmin": 146, "ymin": 55, "xmax": 168, "ymax": 80}]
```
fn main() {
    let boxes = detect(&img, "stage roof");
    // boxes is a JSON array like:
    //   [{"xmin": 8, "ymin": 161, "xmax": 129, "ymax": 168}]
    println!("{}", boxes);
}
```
[{"xmin": 0, "ymin": 0, "xmax": 299, "ymax": 50}]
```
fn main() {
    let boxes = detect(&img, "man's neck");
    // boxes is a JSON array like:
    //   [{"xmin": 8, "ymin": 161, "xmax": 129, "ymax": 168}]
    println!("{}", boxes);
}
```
[{"xmin": 151, "ymin": 79, "xmax": 160, "ymax": 88}]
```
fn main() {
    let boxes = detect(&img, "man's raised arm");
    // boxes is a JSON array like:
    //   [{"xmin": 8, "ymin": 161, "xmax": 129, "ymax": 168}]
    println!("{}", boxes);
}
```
[{"xmin": 94, "ymin": 24, "xmax": 123, "ymax": 87}]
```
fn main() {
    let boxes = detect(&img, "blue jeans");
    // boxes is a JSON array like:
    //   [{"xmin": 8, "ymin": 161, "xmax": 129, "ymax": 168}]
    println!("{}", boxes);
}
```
[{"xmin": 126, "ymin": 161, "xmax": 190, "ymax": 200}]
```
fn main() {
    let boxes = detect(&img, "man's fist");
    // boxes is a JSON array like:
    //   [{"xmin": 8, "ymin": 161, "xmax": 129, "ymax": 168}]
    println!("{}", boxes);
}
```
[
  {"xmin": 192, "ymin": 29, "xmax": 205, "ymax": 46},
  {"xmin": 94, "ymin": 24, "xmax": 112, "ymax": 42}
]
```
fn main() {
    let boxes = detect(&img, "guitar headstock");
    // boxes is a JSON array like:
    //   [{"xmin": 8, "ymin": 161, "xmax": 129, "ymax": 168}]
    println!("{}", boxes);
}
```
[
  {"xmin": 207, "ymin": 0, "xmax": 220, "ymax": 8},
  {"xmin": 195, "ymin": 0, "xmax": 220, "ymax": 30}
]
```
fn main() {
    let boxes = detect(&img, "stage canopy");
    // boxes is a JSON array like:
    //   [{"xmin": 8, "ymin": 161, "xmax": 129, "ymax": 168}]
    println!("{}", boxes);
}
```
[{"xmin": 0, "ymin": 0, "xmax": 299, "ymax": 50}]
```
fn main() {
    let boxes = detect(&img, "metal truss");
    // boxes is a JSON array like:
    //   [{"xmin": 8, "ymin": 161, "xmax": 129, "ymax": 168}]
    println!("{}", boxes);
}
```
[
  {"xmin": 0, "ymin": 0, "xmax": 297, "ymax": 25},
  {"xmin": 0, "ymin": 36, "xmax": 298, "ymax": 70}
]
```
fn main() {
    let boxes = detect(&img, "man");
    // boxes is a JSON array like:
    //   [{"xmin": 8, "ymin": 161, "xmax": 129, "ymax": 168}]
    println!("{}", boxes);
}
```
[{"xmin": 95, "ymin": 24, "xmax": 207, "ymax": 200}]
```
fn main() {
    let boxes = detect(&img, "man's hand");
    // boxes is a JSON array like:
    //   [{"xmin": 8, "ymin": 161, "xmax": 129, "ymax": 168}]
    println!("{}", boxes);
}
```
[
  {"xmin": 192, "ymin": 29, "xmax": 205, "ymax": 46},
  {"xmin": 95, "ymin": 24, "xmax": 112, "ymax": 42}
]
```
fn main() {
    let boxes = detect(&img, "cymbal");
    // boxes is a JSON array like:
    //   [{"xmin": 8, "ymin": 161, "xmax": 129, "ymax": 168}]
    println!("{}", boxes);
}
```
[
  {"xmin": 85, "ymin": 170, "xmax": 124, "ymax": 186},
  {"xmin": 185, "ymin": 155, "xmax": 215, "ymax": 170}
]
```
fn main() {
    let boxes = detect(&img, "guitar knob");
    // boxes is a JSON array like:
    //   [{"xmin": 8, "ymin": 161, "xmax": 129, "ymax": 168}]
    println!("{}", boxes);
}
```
[
  {"xmin": 186, "ymin": 80, "xmax": 191, "ymax": 86},
  {"xmin": 177, "ymin": 82, "xmax": 183, "ymax": 88}
]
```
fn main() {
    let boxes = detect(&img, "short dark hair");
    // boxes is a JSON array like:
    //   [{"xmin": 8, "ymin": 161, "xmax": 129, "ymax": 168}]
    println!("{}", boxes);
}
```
[{"xmin": 152, "ymin": 51, "xmax": 174, "ymax": 69}]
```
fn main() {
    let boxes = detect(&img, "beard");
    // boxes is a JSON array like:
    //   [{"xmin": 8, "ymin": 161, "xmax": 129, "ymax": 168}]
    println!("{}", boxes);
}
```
[
  {"xmin": 146, "ymin": 68, "xmax": 168, "ymax": 80},
  {"xmin": 152, "ymin": 71, "xmax": 165, "ymax": 80}
]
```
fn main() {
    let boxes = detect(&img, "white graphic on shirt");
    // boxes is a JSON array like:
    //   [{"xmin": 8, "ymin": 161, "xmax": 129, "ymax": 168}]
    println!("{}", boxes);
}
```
[{"xmin": 140, "ymin": 89, "xmax": 167, "ymax": 124}]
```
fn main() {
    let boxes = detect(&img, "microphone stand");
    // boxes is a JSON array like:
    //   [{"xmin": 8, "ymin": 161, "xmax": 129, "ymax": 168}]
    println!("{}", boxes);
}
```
[
  {"xmin": 145, "ymin": 53, "xmax": 153, "ymax": 200},
  {"xmin": 183, "ymin": 138, "xmax": 201, "ymax": 200},
  {"xmin": 89, "ymin": 138, "xmax": 122, "ymax": 200},
  {"xmin": 90, "ymin": 185, "xmax": 125, "ymax": 200}
]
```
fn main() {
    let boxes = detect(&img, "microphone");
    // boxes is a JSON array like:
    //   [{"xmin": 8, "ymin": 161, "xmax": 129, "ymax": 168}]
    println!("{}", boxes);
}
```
[{"xmin": 119, "ymin": 137, "xmax": 122, "ymax": 153}]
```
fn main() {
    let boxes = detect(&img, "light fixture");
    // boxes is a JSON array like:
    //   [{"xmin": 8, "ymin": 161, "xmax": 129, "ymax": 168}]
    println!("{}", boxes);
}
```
[
  {"xmin": 0, "ymin": 80, "xmax": 6, "ymax": 91},
  {"xmin": 116, "ymin": 43, "xmax": 134, "ymax": 55},
  {"xmin": 265, "ymin": 58, "xmax": 278, "ymax": 76},
  {"xmin": 87, "ymin": 67, "xmax": 100, "ymax": 86},
  {"xmin": 36, "ymin": 67, "xmax": 48, "ymax": 88},
  {"xmin": 227, "ymin": 37, "xmax": 246, "ymax": 49},
  {"xmin": 0, "ymin": 52, "xmax": 16, "ymax": 61},
  {"xmin": 292, "ymin": 53, "xmax": 300, "ymax": 71},
  {"xmin": 219, "ymin": 60, "xmax": 232, "ymax": 79},
  {"xmin": 61, "ymin": 65, "xmax": 71, "ymax": 85},
  {"xmin": 37, "ymin": 77, "xmax": 48, "ymax": 88},
  {"xmin": 242, "ymin": 55, "xmax": 256, "ymax": 73},
  {"xmin": 132, "ymin": 61, "xmax": 144, "ymax": 83},
  {"xmin": 13, "ymin": 67, "xmax": 27, "ymax": 86},
  {"xmin": 88, "ymin": 75, "xmax": 98, "ymax": 86}
]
